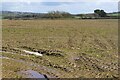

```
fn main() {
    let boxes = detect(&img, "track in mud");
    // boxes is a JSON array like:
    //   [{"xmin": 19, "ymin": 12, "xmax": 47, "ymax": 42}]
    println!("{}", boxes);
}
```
[{"xmin": 1, "ymin": 46, "xmax": 119, "ymax": 78}]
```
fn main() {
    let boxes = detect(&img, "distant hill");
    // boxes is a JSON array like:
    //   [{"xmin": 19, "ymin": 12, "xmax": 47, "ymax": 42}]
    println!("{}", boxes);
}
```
[{"xmin": 0, "ymin": 11, "xmax": 46, "ymax": 19}]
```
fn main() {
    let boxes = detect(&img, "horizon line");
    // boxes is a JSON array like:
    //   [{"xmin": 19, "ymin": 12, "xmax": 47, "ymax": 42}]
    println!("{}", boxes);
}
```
[{"xmin": 1, "ymin": 10, "xmax": 119, "ymax": 14}]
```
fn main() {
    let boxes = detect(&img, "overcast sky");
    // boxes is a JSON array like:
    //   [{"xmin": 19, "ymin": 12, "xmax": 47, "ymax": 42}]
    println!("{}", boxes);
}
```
[{"xmin": 1, "ymin": 0, "xmax": 119, "ymax": 14}]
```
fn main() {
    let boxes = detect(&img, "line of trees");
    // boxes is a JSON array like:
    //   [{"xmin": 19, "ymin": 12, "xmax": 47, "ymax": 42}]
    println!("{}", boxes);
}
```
[
  {"xmin": 2, "ymin": 9, "xmax": 119, "ymax": 20},
  {"xmin": 44, "ymin": 9, "xmax": 107, "ymax": 19},
  {"xmin": 43, "ymin": 11, "xmax": 72, "ymax": 19}
]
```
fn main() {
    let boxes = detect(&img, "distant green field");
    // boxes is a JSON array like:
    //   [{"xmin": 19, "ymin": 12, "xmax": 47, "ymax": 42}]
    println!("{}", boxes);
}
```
[
  {"xmin": 107, "ymin": 13, "xmax": 120, "ymax": 17},
  {"xmin": 2, "ymin": 20, "xmax": 118, "ymax": 78}
]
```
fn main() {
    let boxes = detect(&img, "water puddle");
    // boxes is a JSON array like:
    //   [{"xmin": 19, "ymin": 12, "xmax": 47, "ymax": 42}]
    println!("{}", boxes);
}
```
[
  {"xmin": 2, "ymin": 48, "xmax": 43, "ymax": 57},
  {"xmin": 19, "ymin": 70, "xmax": 47, "ymax": 79},
  {"xmin": 23, "ymin": 50, "xmax": 43, "ymax": 56}
]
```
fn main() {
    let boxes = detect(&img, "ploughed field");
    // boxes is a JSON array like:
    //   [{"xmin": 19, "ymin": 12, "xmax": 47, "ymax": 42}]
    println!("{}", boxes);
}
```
[{"xmin": 2, "ymin": 19, "xmax": 118, "ymax": 78}]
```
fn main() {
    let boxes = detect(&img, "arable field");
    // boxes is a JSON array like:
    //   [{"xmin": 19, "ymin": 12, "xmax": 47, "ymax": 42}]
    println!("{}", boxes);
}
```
[{"xmin": 2, "ymin": 19, "xmax": 118, "ymax": 78}]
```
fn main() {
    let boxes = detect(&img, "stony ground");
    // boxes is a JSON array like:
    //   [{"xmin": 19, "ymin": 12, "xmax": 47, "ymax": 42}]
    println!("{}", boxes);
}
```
[{"xmin": 2, "ymin": 19, "xmax": 118, "ymax": 78}]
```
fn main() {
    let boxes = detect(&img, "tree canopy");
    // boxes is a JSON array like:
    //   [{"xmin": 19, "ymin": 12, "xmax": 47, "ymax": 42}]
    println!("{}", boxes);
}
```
[
  {"xmin": 44, "ymin": 11, "xmax": 72, "ymax": 19},
  {"xmin": 94, "ymin": 9, "xmax": 107, "ymax": 17}
]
